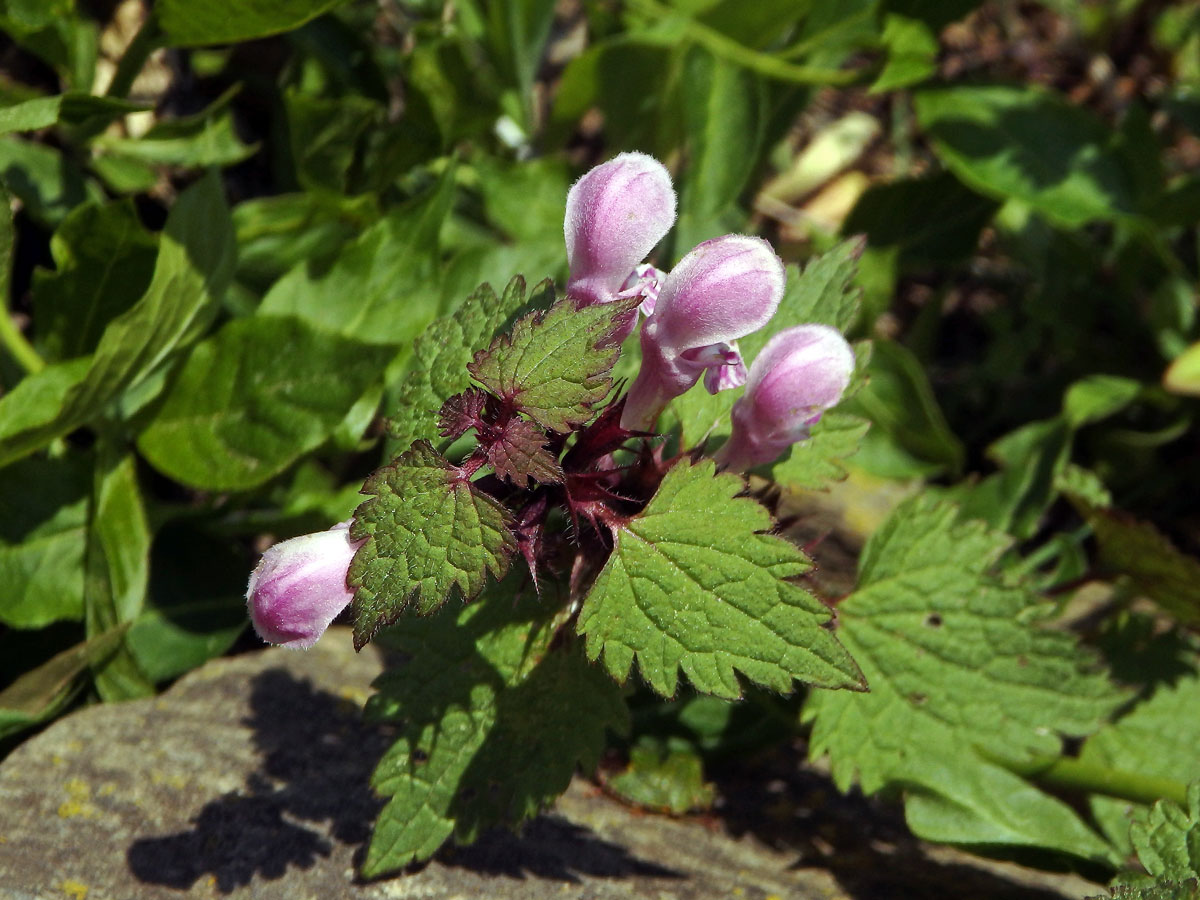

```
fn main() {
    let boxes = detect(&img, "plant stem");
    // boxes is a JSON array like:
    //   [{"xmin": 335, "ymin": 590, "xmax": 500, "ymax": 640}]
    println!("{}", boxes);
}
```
[
  {"xmin": 105, "ymin": 14, "xmax": 165, "ymax": 100},
  {"xmin": 0, "ymin": 308, "xmax": 44, "ymax": 375},
  {"xmin": 991, "ymin": 750, "xmax": 1189, "ymax": 808}
]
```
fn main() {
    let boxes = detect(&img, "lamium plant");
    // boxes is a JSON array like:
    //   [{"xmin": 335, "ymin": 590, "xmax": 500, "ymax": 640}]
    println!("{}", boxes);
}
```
[{"xmin": 247, "ymin": 153, "xmax": 866, "ymax": 874}]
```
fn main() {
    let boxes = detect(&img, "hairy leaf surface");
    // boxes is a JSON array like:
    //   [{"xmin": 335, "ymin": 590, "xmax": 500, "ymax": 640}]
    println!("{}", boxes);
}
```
[
  {"xmin": 349, "ymin": 441, "xmax": 516, "ymax": 647},
  {"xmin": 577, "ymin": 459, "xmax": 864, "ymax": 699},
  {"xmin": 468, "ymin": 296, "xmax": 635, "ymax": 432},
  {"xmin": 362, "ymin": 577, "xmax": 628, "ymax": 875},
  {"xmin": 388, "ymin": 276, "xmax": 549, "ymax": 450},
  {"xmin": 803, "ymin": 496, "xmax": 1125, "ymax": 863}
]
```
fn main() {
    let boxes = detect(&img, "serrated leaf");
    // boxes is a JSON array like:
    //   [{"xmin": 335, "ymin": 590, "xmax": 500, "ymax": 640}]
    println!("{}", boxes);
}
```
[
  {"xmin": 1130, "ymin": 784, "xmax": 1200, "ymax": 883},
  {"xmin": 361, "ymin": 577, "xmax": 628, "ymax": 875},
  {"xmin": 437, "ymin": 388, "xmax": 490, "ymax": 440},
  {"xmin": 577, "ymin": 458, "xmax": 864, "ymax": 700},
  {"xmin": 669, "ymin": 242, "xmax": 868, "ymax": 490},
  {"xmin": 803, "ymin": 496, "xmax": 1125, "ymax": 864},
  {"xmin": 349, "ymin": 441, "xmax": 517, "ymax": 647},
  {"xmin": 1106, "ymin": 882, "xmax": 1200, "ymax": 900},
  {"xmin": 467, "ymin": 295, "xmax": 635, "ymax": 433},
  {"xmin": 1081, "ymin": 650, "xmax": 1200, "ymax": 852},
  {"xmin": 388, "ymin": 276, "xmax": 549, "ymax": 450},
  {"xmin": 485, "ymin": 417, "xmax": 562, "ymax": 486},
  {"xmin": 766, "ymin": 412, "xmax": 872, "ymax": 491}
]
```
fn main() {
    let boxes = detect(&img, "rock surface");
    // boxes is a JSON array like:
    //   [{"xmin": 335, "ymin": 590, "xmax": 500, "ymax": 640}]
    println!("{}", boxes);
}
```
[{"xmin": 0, "ymin": 628, "xmax": 1102, "ymax": 900}]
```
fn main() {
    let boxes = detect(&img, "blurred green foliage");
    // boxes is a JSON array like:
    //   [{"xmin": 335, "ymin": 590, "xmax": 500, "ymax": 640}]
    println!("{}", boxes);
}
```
[{"xmin": 0, "ymin": 0, "xmax": 1198, "ymax": 885}]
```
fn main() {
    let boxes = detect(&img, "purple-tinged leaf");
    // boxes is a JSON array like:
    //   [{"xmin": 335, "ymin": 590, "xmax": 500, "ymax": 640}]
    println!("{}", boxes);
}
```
[
  {"xmin": 467, "ymin": 296, "xmax": 637, "ymax": 433},
  {"xmin": 486, "ymin": 417, "xmax": 563, "ymax": 487},
  {"xmin": 348, "ymin": 441, "xmax": 516, "ymax": 648}
]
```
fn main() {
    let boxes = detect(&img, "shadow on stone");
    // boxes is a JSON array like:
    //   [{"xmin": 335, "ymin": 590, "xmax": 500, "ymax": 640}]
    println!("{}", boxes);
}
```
[
  {"xmin": 711, "ymin": 739, "xmax": 1096, "ymax": 900},
  {"xmin": 434, "ymin": 814, "xmax": 682, "ymax": 883},
  {"xmin": 127, "ymin": 668, "xmax": 389, "ymax": 892},
  {"xmin": 126, "ymin": 666, "xmax": 681, "ymax": 893}
]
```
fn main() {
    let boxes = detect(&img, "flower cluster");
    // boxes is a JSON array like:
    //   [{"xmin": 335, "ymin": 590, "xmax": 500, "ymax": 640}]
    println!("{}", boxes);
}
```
[
  {"xmin": 562, "ymin": 152, "xmax": 852, "ymax": 445},
  {"xmin": 247, "ymin": 153, "xmax": 855, "ymax": 649}
]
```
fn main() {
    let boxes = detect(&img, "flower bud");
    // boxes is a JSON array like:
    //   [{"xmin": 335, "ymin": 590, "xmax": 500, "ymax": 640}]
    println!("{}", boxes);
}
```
[
  {"xmin": 621, "ymin": 235, "xmax": 785, "ymax": 430},
  {"xmin": 565, "ymin": 152, "xmax": 676, "ymax": 309},
  {"xmin": 714, "ymin": 324, "xmax": 855, "ymax": 471},
  {"xmin": 246, "ymin": 521, "xmax": 363, "ymax": 650}
]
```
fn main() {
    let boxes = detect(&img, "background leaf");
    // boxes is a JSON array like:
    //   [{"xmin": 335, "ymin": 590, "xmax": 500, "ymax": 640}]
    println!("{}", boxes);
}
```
[
  {"xmin": 136, "ymin": 315, "xmax": 395, "ymax": 490},
  {"xmin": 158, "ymin": 0, "xmax": 350, "ymax": 46},
  {"xmin": 0, "ymin": 171, "xmax": 235, "ymax": 467}
]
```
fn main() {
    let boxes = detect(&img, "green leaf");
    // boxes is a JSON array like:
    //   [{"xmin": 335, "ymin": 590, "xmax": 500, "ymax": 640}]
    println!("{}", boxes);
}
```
[
  {"xmin": 93, "ymin": 88, "xmax": 256, "ymax": 167},
  {"xmin": 483, "ymin": 0, "xmax": 557, "ymax": 128},
  {"xmin": 349, "ymin": 440, "xmax": 517, "ymax": 647},
  {"xmin": 361, "ymin": 577, "xmax": 628, "ymax": 875},
  {"xmin": 84, "ymin": 445, "xmax": 153, "ymax": 701},
  {"xmin": 915, "ymin": 85, "xmax": 1137, "ymax": 228},
  {"xmin": 0, "ymin": 135, "xmax": 102, "ymax": 226},
  {"xmin": 843, "ymin": 339, "xmax": 965, "ymax": 478},
  {"xmin": 674, "ymin": 45, "xmax": 765, "ymax": 250},
  {"xmin": 1106, "ymin": 882, "xmax": 1200, "ymax": 900},
  {"xmin": 127, "ymin": 529, "xmax": 247, "ymax": 683},
  {"xmin": 1166, "ymin": 343, "xmax": 1200, "ymax": 397},
  {"xmin": 284, "ymin": 90, "xmax": 378, "ymax": 194},
  {"xmin": 1063, "ymin": 374, "xmax": 1141, "ymax": 428},
  {"xmin": 0, "ymin": 625, "xmax": 128, "ymax": 741},
  {"xmin": 552, "ymin": 38, "xmax": 672, "ymax": 152},
  {"xmin": 803, "ymin": 497, "xmax": 1125, "ymax": 863},
  {"xmin": 767, "ymin": 412, "xmax": 872, "ymax": 491},
  {"xmin": 0, "ymin": 455, "xmax": 89, "ymax": 628},
  {"xmin": 136, "ymin": 316, "xmax": 394, "ymax": 491},
  {"xmin": 843, "ymin": 171, "xmax": 1000, "ymax": 267},
  {"xmin": 232, "ymin": 192, "xmax": 376, "ymax": 292},
  {"xmin": 258, "ymin": 167, "xmax": 454, "ymax": 345},
  {"xmin": 870, "ymin": 14, "xmax": 938, "ymax": 93},
  {"xmin": 467, "ymin": 295, "xmax": 634, "ymax": 433},
  {"xmin": 387, "ymin": 276, "xmax": 546, "ymax": 452},
  {"xmin": 31, "ymin": 199, "xmax": 158, "ymax": 361},
  {"xmin": 1130, "ymin": 784, "xmax": 1200, "ymax": 882},
  {"xmin": 1076, "ymin": 503, "xmax": 1200, "ymax": 628},
  {"xmin": 578, "ymin": 458, "xmax": 865, "ymax": 699},
  {"xmin": 0, "ymin": 171, "xmax": 235, "ymax": 468},
  {"xmin": 1081, "ymin": 650, "xmax": 1200, "ymax": 852},
  {"xmin": 159, "ymin": 0, "xmax": 350, "ymax": 46},
  {"xmin": 607, "ymin": 739, "xmax": 715, "ymax": 814},
  {"xmin": 0, "ymin": 92, "xmax": 144, "ymax": 136}
]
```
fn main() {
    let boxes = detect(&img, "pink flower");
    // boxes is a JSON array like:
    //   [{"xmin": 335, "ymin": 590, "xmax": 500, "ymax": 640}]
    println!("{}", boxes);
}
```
[
  {"xmin": 565, "ymin": 152, "xmax": 676, "ymax": 312},
  {"xmin": 246, "ymin": 521, "xmax": 363, "ymax": 650},
  {"xmin": 621, "ymin": 235, "xmax": 785, "ymax": 430},
  {"xmin": 714, "ymin": 324, "xmax": 855, "ymax": 471}
]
